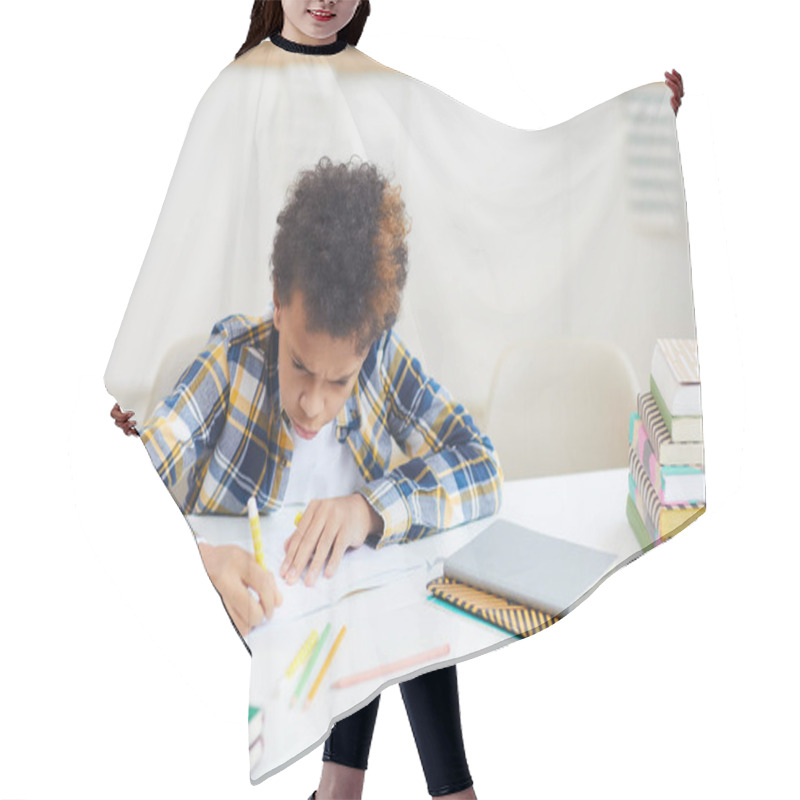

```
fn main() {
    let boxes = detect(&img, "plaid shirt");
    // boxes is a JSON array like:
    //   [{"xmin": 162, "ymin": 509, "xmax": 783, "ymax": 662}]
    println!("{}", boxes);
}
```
[{"xmin": 141, "ymin": 313, "xmax": 503, "ymax": 547}]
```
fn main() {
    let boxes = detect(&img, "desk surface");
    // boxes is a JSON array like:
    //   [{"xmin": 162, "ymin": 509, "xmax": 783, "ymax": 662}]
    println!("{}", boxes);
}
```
[{"xmin": 189, "ymin": 467, "xmax": 639, "ymax": 780}]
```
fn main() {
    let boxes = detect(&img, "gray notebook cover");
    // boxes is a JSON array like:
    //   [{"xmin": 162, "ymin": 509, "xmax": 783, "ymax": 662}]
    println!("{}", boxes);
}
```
[{"xmin": 443, "ymin": 519, "xmax": 617, "ymax": 616}]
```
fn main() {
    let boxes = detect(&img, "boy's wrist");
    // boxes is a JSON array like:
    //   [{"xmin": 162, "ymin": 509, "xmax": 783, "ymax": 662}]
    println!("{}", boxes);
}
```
[
  {"xmin": 357, "ymin": 483, "xmax": 412, "ymax": 547},
  {"xmin": 358, "ymin": 494, "xmax": 384, "ymax": 535}
]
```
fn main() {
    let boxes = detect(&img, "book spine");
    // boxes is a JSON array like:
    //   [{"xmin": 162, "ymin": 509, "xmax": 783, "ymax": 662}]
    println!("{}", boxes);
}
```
[
  {"xmin": 638, "ymin": 392, "xmax": 670, "ymax": 463},
  {"xmin": 629, "ymin": 416, "xmax": 666, "ymax": 504},
  {"xmin": 651, "ymin": 344, "xmax": 678, "ymax": 415},
  {"xmin": 627, "ymin": 477, "xmax": 657, "ymax": 544},
  {"xmin": 628, "ymin": 449, "xmax": 663, "ymax": 534},
  {"xmin": 629, "ymin": 449, "xmax": 704, "ymax": 537},
  {"xmin": 649, "ymin": 373, "xmax": 675, "ymax": 436},
  {"xmin": 630, "ymin": 421, "xmax": 704, "ymax": 504},
  {"xmin": 650, "ymin": 375, "xmax": 703, "ymax": 442},
  {"xmin": 625, "ymin": 492, "xmax": 654, "ymax": 551},
  {"xmin": 638, "ymin": 391, "xmax": 704, "ymax": 466}
]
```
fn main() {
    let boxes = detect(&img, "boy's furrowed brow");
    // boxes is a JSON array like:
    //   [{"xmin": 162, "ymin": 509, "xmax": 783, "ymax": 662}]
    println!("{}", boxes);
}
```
[{"xmin": 290, "ymin": 348, "xmax": 357, "ymax": 383}]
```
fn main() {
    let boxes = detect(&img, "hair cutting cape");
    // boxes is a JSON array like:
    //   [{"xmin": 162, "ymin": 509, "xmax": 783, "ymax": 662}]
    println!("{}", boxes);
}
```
[{"xmin": 105, "ymin": 38, "xmax": 704, "ymax": 783}]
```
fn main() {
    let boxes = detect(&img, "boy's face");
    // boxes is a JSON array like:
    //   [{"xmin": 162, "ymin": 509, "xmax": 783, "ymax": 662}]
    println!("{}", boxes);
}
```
[{"xmin": 273, "ymin": 290, "xmax": 368, "ymax": 441}]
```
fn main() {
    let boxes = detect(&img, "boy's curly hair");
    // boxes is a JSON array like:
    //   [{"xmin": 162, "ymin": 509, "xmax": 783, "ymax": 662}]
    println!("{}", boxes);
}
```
[{"xmin": 271, "ymin": 157, "xmax": 411, "ymax": 352}]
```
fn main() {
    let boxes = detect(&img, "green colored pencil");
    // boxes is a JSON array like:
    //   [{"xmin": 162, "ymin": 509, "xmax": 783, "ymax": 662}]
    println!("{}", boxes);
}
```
[{"xmin": 291, "ymin": 623, "xmax": 331, "ymax": 707}]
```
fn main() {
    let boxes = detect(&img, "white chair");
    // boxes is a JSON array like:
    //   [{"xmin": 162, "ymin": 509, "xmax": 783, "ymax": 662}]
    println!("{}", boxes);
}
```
[{"xmin": 484, "ymin": 338, "xmax": 640, "ymax": 480}]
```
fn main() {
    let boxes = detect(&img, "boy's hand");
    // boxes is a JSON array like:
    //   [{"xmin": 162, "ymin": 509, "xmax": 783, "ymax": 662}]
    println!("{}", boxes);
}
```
[
  {"xmin": 198, "ymin": 542, "xmax": 283, "ymax": 636},
  {"xmin": 280, "ymin": 494, "xmax": 383, "ymax": 587},
  {"xmin": 111, "ymin": 402, "xmax": 139, "ymax": 436}
]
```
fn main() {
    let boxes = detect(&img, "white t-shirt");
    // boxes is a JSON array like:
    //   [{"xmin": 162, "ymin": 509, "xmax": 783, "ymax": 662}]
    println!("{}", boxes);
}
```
[{"xmin": 282, "ymin": 419, "xmax": 364, "ymax": 505}]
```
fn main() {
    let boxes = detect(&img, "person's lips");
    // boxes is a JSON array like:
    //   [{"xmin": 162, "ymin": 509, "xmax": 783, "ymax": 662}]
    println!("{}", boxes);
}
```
[
  {"xmin": 292, "ymin": 419, "xmax": 319, "ymax": 440},
  {"xmin": 307, "ymin": 9, "xmax": 335, "ymax": 22}
]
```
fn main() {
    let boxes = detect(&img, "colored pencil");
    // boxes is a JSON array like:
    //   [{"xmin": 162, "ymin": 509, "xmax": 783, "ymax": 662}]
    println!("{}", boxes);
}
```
[
  {"xmin": 247, "ymin": 497, "xmax": 266, "ymax": 569},
  {"xmin": 331, "ymin": 644, "xmax": 451, "ymax": 690},
  {"xmin": 304, "ymin": 625, "xmax": 347, "ymax": 709},
  {"xmin": 286, "ymin": 629, "xmax": 319, "ymax": 678},
  {"xmin": 291, "ymin": 623, "xmax": 330, "ymax": 707}
]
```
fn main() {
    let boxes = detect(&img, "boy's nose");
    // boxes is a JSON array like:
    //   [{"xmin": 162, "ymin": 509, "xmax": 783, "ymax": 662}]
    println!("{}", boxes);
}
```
[{"xmin": 298, "ymin": 389, "xmax": 324, "ymax": 420}]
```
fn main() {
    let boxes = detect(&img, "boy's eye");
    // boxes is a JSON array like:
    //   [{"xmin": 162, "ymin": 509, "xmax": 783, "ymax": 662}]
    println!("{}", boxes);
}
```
[{"xmin": 293, "ymin": 359, "xmax": 348, "ymax": 387}]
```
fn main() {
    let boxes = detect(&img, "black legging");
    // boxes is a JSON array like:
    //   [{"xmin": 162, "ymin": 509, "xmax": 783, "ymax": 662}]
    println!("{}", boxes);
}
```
[{"xmin": 323, "ymin": 664, "xmax": 473, "ymax": 797}]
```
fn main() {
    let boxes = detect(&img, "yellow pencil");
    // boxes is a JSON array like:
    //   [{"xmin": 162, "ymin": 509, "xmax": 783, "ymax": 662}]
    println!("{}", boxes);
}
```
[
  {"xmin": 286, "ymin": 629, "xmax": 319, "ymax": 679},
  {"xmin": 304, "ymin": 625, "xmax": 347, "ymax": 710},
  {"xmin": 247, "ymin": 497, "xmax": 266, "ymax": 569},
  {"xmin": 291, "ymin": 623, "xmax": 330, "ymax": 708},
  {"xmin": 294, "ymin": 510, "xmax": 304, "ymax": 527}
]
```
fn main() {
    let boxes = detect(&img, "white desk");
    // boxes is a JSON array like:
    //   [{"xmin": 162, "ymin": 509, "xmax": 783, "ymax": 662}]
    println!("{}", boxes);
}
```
[{"xmin": 189, "ymin": 467, "xmax": 639, "ymax": 781}]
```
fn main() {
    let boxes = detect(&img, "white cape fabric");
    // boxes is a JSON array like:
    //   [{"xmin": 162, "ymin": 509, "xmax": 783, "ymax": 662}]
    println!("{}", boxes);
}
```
[{"xmin": 105, "ymin": 39, "xmax": 704, "ymax": 782}]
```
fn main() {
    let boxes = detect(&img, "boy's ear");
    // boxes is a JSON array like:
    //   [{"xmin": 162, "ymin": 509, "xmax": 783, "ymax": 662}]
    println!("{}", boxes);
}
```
[{"xmin": 272, "ymin": 288, "xmax": 281, "ymax": 327}]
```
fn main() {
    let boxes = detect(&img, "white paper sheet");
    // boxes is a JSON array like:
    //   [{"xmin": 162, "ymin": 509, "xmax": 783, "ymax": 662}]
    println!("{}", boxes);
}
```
[{"xmin": 188, "ymin": 504, "xmax": 427, "ymax": 623}]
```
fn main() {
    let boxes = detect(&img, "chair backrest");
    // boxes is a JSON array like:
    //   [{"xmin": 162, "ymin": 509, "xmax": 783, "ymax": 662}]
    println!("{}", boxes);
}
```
[{"xmin": 485, "ymin": 338, "xmax": 640, "ymax": 480}]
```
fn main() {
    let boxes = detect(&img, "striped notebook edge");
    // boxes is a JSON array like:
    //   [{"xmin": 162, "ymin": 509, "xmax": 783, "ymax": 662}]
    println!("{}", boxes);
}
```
[{"xmin": 426, "ymin": 576, "xmax": 559, "ymax": 639}]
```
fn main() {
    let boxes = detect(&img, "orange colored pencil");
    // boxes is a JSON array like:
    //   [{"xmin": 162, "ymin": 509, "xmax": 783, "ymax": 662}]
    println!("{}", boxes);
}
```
[{"xmin": 303, "ymin": 625, "xmax": 347, "ymax": 710}]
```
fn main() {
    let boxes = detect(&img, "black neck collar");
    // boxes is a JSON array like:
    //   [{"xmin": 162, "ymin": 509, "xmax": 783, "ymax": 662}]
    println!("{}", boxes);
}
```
[{"xmin": 270, "ymin": 31, "xmax": 348, "ymax": 56}]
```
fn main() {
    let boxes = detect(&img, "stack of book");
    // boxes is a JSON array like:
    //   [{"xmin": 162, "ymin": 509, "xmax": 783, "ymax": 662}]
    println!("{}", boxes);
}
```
[
  {"xmin": 249, "ymin": 705, "xmax": 264, "ymax": 771},
  {"xmin": 626, "ymin": 339, "xmax": 706, "ymax": 550}
]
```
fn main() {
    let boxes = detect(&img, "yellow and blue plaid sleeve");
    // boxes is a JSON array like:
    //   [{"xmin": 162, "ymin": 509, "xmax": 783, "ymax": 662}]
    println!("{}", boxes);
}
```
[
  {"xmin": 359, "ymin": 330, "xmax": 503, "ymax": 547},
  {"xmin": 140, "ymin": 335, "xmax": 231, "ymax": 490}
]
